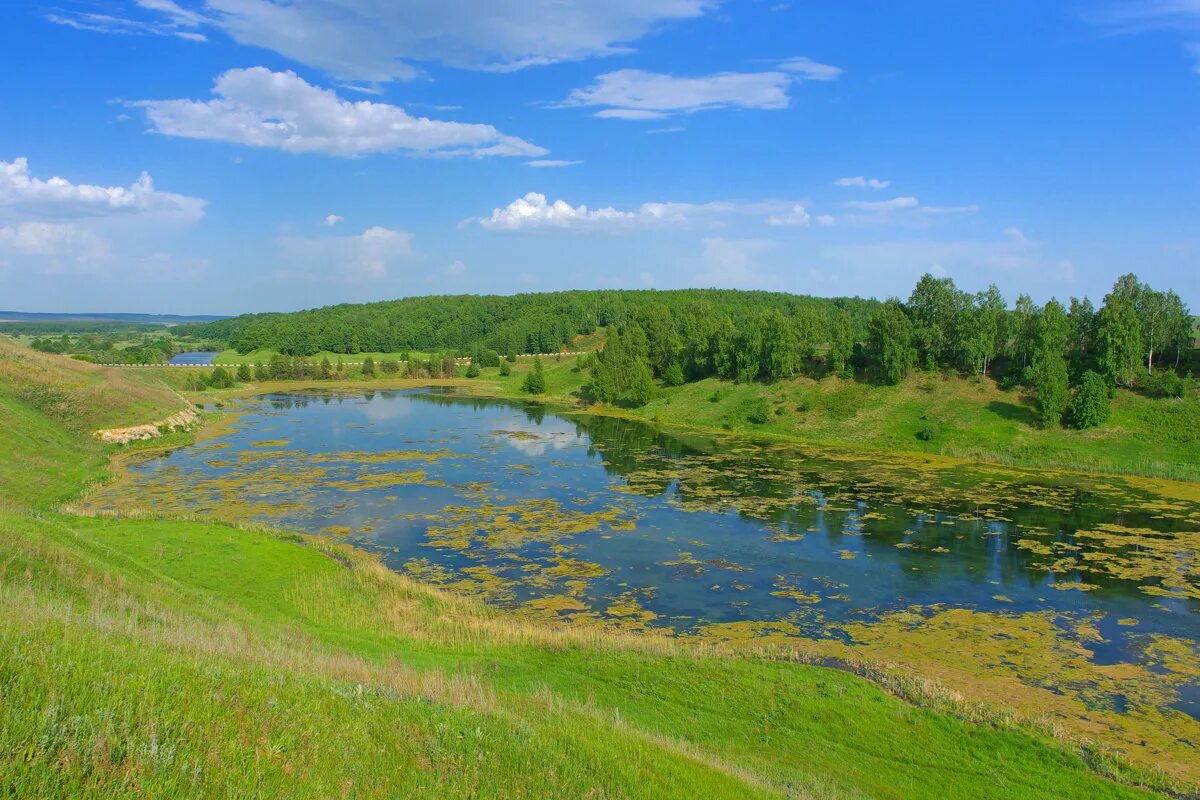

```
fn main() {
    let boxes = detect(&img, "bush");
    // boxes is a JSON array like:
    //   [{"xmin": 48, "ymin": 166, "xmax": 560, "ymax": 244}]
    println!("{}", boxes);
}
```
[
  {"xmin": 744, "ymin": 398, "xmax": 771, "ymax": 425},
  {"xmin": 1162, "ymin": 370, "xmax": 1183, "ymax": 399},
  {"xmin": 1069, "ymin": 370, "xmax": 1111, "ymax": 429},
  {"xmin": 917, "ymin": 421, "xmax": 939, "ymax": 441},
  {"xmin": 662, "ymin": 362, "xmax": 685, "ymax": 387},
  {"xmin": 236, "ymin": 363, "xmax": 252, "ymax": 382},
  {"xmin": 465, "ymin": 361, "xmax": 480, "ymax": 378},
  {"xmin": 499, "ymin": 360, "xmax": 512, "ymax": 377},
  {"xmin": 361, "ymin": 356, "xmax": 376, "ymax": 378},
  {"xmin": 522, "ymin": 358, "xmax": 545, "ymax": 394},
  {"xmin": 208, "ymin": 366, "xmax": 235, "ymax": 389},
  {"xmin": 380, "ymin": 359, "xmax": 400, "ymax": 375}
]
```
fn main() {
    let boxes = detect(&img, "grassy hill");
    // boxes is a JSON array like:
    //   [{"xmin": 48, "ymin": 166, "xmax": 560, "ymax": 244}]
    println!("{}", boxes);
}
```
[
  {"xmin": 0, "ymin": 343, "xmax": 1181, "ymax": 798},
  {"xmin": 467, "ymin": 357, "xmax": 1200, "ymax": 482},
  {"xmin": 0, "ymin": 337, "xmax": 189, "ymax": 508}
]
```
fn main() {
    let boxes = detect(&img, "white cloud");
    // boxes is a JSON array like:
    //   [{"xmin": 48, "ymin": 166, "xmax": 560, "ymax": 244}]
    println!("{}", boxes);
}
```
[
  {"xmin": 67, "ymin": 0, "xmax": 714, "ymax": 82},
  {"xmin": 277, "ymin": 225, "xmax": 414, "ymax": 280},
  {"xmin": 324, "ymin": 214, "xmax": 344, "ymax": 226},
  {"xmin": 921, "ymin": 204, "xmax": 980, "ymax": 215},
  {"xmin": 766, "ymin": 204, "xmax": 810, "ymax": 227},
  {"xmin": 46, "ymin": 4, "xmax": 207, "ymax": 42},
  {"xmin": 557, "ymin": 59, "xmax": 840, "ymax": 118},
  {"xmin": 0, "ymin": 222, "xmax": 108, "ymax": 261},
  {"xmin": 835, "ymin": 176, "xmax": 890, "ymax": 190},
  {"xmin": 559, "ymin": 69, "xmax": 791, "ymax": 118},
  {"xmin": 816, "ymin": 214, "xmax": 836, "ymax": 227},
  {"xmin": 844, "ymin": 196, "xmax": 920, "ymax": 212},
  {"xmin": 472, "ymin": 192, "xmax": 808, "ymax": 233},
  {"xmin": 0, "ymin": 157, "xmax": 205, "ymax": 221},
  {"xmin": 777, "ymin": 56, "xmax": 843, "ymax": 81},
  {"xmin": 526, "ymin": 159, "xmax": 582, "ymax": 168},
  {"xmin": 135, "ymin": 67, "xmax": 545, "ymax": 158},
  {"xmin": 442, "ymin": 259, "xmax": 466, "ymax": 276}
]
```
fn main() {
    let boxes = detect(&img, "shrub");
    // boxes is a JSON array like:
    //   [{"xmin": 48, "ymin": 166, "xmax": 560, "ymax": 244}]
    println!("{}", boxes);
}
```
[
  {"xmin": 499, "ymin": 360, "xmax": 512, "ymax": 377},
  {"xmin": 465, "ymin": 361, "xmax": 480, "ymax": 378},
  {"xmin": 522, "ymin": 358, "xmax": 545, "ymax": 394},
  {"xmin": 744, "ymin": 398, "xmax": 771, "ymax": 425},
  {"xmin": 1069, "ymin": 370, "xmax": 1111, "ymax": 429},
  {"xmin": 917, "ymin": 421, "xmax": 939, "ymax": 441},
  {"xmin": 379, "ymin": 359, "xmax": 400, "ymax": 375},
  {"xmin": 208, "ymin": 367, "xmax": 235, "ymax": 389},
  {"xmin": 662, "ymin": 362, "xmax": 685, "ymax": 387},
  {"xmin": 361, "ymin": 356, "xmax": 376, "ymax": 378},
  {"xmin": 236, "ymin": 363, "xmax": 252, "ymax": 382}
]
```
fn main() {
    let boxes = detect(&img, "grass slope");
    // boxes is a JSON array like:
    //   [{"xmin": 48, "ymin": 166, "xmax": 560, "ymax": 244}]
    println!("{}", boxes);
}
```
[
  {"xmin": 471, "ymin": 359, "xmax": 1200, "ymax": 481},
  {"xmin": 0, "ymin": 337, "xmax": 187, "ymax": 508},
  {"xmin": 0, "ymin": 343, "xmax": 1178, "ymax": 798}
]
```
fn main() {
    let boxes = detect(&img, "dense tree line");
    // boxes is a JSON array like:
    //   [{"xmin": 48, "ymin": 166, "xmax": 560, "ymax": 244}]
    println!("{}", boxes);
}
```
[
  {"xmin": 581, "ymin": 274, "xmax": 1193, "ymax": 427},
  {"xmin": 177, "ymin": 289, "xmax": 877, "ymax": 358}
]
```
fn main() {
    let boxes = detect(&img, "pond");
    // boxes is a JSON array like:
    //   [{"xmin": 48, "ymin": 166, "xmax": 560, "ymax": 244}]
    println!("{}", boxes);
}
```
[
  {"xmin": 169, "ymin": 351, "xmax": 220, "ymax": 365},
  {"xmin": 84, "ymin": 388, "xmax": 1200, "ymax": 772}
]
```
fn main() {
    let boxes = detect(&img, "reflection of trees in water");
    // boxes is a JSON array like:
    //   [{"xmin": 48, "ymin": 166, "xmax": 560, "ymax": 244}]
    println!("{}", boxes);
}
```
[{"xmin": 264, "ymin": 389, "xmax": 1195, "ymax": 605}]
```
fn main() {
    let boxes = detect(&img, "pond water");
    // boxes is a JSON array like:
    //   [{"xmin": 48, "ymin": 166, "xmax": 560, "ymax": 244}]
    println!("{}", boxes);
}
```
[
  {"xmin": 88, "ymin": 389, "xmax": 1200, "ymax": 745},
  {"xmin": 169, "ymin": 351, "xmax": 219, "ymax": 365}
]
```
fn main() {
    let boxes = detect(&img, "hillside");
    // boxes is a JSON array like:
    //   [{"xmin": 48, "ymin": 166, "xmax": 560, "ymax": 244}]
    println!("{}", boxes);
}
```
[
  {"xmin": 0, "ymin": 342, "xmax": 1174, "ymax": 798},
  {"xmin": 0, "ymin": 337, "xmax": 189, "ymax": 508}
]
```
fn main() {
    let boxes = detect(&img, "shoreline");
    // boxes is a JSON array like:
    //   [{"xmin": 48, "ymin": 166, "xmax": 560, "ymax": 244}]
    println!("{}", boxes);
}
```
[{"xmin": 177, "ymin": 376, "xmax": 1200, "ymax": 498}]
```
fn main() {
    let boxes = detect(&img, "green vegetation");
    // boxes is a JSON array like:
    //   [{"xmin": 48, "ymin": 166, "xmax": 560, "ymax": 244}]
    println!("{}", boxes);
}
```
[
  {"xmin": 474, "ymin": 358, "xmax": 1200, "ymax": 481},
  {"xmin": 0, "ymin": 330, "xmax": 1182, "ymax": 798}
]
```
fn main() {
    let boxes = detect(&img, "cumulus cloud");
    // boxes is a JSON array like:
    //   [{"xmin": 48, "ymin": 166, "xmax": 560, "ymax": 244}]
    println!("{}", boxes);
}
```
[
  {"xmin": 57, "ymin": 0, "xmax": 714, "ymax": 82},
  {"xmin": 324, "ymin": 214, "xmax": 344, "ymax": 226},
  {"xmin": 134, "ymin": 67, "xmax": 545, "ymax": 158},
  {"xmin": 472, "ymin": 192, "xmax": 809, "ymax": 233},
  {"xmin": 835, "ymin": 176, "xmax": 890, "ymax": 190},
  {"xmin": 766, "ymin": 204, "xmax": 811, "ymax": 227},
  {"xmin": 557, "ymin": 58, "xmax": 840, "ymax": 118},
  {"xmin": 0, "ymin": 157, "xmax": 205, "ymax": 220},
  {"xmin": 277, "ymin": 225, "xmax": 414, "ymax": 280}
]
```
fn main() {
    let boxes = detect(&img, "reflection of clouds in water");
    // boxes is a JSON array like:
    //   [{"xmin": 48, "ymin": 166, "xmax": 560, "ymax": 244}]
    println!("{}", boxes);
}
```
[
  {"xmin": 363, "ymin": 393, "xmax": 414, "ymax": 423},
  {"xmin": 494, "ymin": 417, "xmax": 578, "ymax": 457}
]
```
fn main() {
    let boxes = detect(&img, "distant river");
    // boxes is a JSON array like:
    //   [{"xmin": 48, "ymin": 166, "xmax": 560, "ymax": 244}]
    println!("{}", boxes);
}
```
[
  {"xmin": 86, "ymin": 388, "xmax": 1200, "ymax": 737},
  {"xmin": 169, "ymin": 351, "xmax": 219, "ymax": 365}
]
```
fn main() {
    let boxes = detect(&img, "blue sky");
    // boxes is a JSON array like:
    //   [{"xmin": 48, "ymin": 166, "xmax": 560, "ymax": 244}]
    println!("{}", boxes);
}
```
[{"xmin": 0, "ymin": 0, "xmax": 1196, "ymax": 314}]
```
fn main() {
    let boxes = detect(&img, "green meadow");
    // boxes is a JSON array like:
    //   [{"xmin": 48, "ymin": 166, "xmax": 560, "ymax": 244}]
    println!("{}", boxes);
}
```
[{"xmin": 0, "ymin": 340, "xmax": 1183, "ymax": 798}]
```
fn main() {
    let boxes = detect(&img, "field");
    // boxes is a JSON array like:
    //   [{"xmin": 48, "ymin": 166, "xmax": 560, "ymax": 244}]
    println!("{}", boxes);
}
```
[{"xmin": 0, "ymin": 346, "xmax": 1180, "ymax": 798}]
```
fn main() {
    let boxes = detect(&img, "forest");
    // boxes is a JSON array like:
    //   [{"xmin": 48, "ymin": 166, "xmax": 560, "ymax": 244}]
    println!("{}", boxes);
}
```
[{"xmin": 183, "ymin": 276, "xmax": 1194, "ymax": 430}]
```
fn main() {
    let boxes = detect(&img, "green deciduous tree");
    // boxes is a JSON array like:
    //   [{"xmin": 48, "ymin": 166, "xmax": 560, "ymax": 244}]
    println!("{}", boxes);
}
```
[
  {"xmin": 1069, "ymin": 370, "xmax": 1112, "ymax": 429},
  {"xmin": 867, "ymin": 299, "xmax": 916, "ymax": 385},
  {"xmin": 1031, "ymin": 299, "xmax": 1070, "ymax": 428},
  {"xmin": 235, "ymin": 363, "xmax": 252, "ymax": 382},
  {"xmin": 522, "ymin": 357, "xmax": 546, "ymax": 394}
]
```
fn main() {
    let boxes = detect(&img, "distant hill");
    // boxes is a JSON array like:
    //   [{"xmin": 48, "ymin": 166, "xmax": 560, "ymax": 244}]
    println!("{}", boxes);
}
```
[{"xmin": 0, "ymin": 311, "xmax": 227, "ymax": 325}]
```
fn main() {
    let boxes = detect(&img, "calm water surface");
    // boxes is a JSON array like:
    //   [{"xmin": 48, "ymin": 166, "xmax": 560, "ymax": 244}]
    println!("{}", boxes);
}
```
[
  {"xmin": 114, "ymin": 389, "xmax": 1200, "ymax": 716},
  {"xmin": 169, "ymin": 351, "xmax": 219, "ymax": 365}
]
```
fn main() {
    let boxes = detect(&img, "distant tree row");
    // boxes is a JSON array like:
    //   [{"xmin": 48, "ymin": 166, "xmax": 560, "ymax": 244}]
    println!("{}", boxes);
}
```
[{"xmin": 176, "ymin": 289, "xmax": 877, "ymax": 358}]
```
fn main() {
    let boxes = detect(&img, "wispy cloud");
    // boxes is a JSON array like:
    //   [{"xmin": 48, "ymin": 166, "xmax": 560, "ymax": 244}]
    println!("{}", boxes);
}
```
[
  {"xmin": 835, "ymin": 176, "xmax": 890, "ymax": 190},
  {"xmin": 53, "ymin": 0, "xmax": 716, "ymax": 83},
  {"xmin": 556, "ymin": 57, "xmax": 841, "ymax": 119},
  {"xmin": 526, "ymin": 160, "xmax": 582, "ymax": 168}
]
